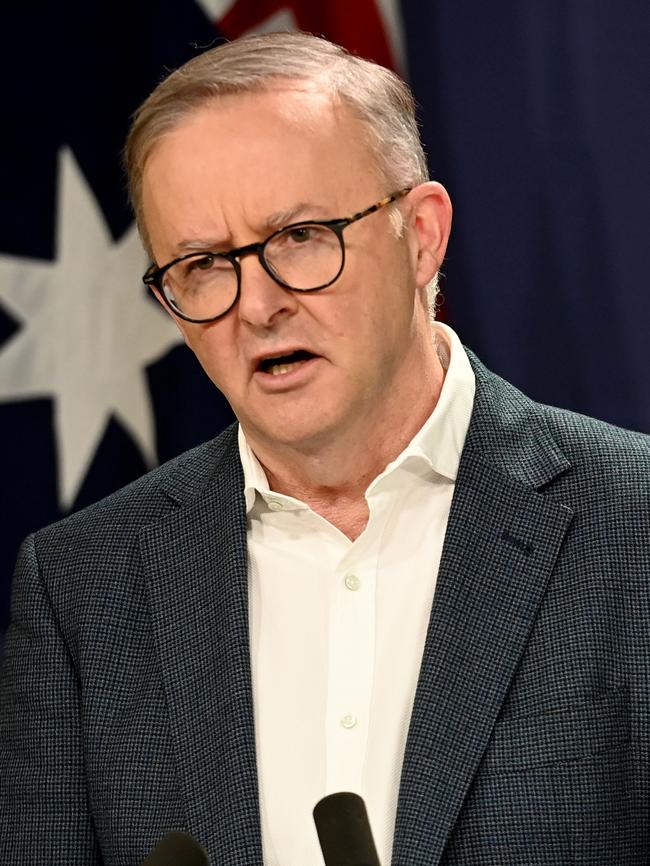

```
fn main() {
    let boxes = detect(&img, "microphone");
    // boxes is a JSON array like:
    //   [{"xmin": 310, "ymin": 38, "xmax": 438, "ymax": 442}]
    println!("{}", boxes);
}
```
[
  {"xmin": 313, "ymin": 792, "xmax": 381, "ymax": 866},
  {"xmin": 140, "ymin": 831, "xmax": 209, "ymax": 865}
]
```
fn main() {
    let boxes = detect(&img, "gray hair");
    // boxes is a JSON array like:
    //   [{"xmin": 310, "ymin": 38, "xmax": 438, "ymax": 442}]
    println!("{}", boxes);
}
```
[{"xmin": 125, "ymin": 31, "xmax": 439, "ymax": 310}]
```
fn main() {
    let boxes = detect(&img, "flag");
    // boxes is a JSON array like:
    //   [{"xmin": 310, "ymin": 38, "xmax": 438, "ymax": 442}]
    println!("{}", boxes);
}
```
[
  {"xmin": 0, "ymin": 2, "xmax": 402, "ymax": 652},
  {"xmin": 0, "ymin": 3, "xmax": 236, "ymax": 650}
]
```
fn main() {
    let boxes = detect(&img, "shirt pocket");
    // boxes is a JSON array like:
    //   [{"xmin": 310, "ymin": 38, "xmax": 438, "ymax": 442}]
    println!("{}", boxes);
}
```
[{"xmin": 479, "ymin": 687, "xmax": 631, "ymax": 775}]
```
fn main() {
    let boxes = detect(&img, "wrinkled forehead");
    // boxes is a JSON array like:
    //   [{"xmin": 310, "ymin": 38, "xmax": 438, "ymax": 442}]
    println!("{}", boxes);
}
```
[
  {"xmin": 140, "ymin": 86, "xmax": 385, "ymax": 251},
  {"xmin": 145, "ymin": 81, "xmax": 379, "ymax": 173},
  {"xmin": 143, "ymin": 86, "xmax": 375, "ymax": 204}
]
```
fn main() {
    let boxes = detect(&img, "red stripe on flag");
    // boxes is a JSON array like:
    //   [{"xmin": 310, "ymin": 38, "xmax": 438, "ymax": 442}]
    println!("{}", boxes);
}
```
[{"xmin": 218, "ymin": 0, "xmax": 395, "ymax": 69}]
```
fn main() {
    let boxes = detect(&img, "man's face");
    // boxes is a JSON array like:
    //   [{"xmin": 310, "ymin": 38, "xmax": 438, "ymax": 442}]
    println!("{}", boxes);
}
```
[{"xmin": 142, "ymin": 87, "xmax": 443, "ymax": 454}]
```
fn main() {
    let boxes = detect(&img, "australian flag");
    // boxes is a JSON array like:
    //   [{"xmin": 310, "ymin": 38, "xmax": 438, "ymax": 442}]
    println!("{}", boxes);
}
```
[
  {"xmin": 1, "ymin": 0, "xmax": 649, "ymax": 653},
  {"xmin": 0, "ymin": 2, "xmax": 403, "ymax": 652},
  {"xmin": 0, "ymin": 2, "xmax": 232, "ymax": 651}
]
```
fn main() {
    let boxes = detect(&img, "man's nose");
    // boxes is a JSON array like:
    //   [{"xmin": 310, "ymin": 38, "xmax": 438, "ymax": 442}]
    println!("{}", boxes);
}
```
[{"xmin": 236, "ymin": 254, "xmax": 299, "ymax": 328}]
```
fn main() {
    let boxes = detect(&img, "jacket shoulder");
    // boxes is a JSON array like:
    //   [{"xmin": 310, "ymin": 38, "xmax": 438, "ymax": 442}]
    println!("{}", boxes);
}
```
[
  {"xmin": 465, "ymin": 351, "xmax": 650, "ymax": 504},
  {"xmin": 33, "ymin": 423, "xmax": 240, "ymax": 548},
  {"xmin": 468, "ymin": 349, "xmax": 650, "ymax": 470},
  {"xmin": 542, "ymin": 402, "xmax": 650, "ymax": 475}
]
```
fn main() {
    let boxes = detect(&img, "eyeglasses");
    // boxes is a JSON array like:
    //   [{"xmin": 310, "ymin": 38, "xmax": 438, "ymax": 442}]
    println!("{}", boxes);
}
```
[{"xmin": 143, "ymin": 188, "xmax": 412, "ymax": 323}]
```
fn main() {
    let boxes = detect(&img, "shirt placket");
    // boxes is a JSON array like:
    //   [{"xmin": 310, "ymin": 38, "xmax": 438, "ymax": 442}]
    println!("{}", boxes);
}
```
[{"xmin": 325, "ymin": 519, "xmax": 382, "ymax": 794}]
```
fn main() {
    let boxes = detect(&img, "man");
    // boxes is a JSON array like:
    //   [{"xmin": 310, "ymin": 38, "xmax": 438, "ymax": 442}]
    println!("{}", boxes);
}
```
[{"xmin": 1, "ymin": 31, "xmax": 649, "ymax": 866}]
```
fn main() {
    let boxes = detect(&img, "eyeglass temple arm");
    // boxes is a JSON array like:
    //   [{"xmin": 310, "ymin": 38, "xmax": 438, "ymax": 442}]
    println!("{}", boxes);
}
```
[{"xmin": 347, "ymin": 187, "xmax": 412, "ymax": 224}]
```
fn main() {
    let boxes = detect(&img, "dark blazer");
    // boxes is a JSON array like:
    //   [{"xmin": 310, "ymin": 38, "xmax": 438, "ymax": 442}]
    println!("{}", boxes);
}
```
[{"xmin": 1, "ymin": 353, "xmax": 650, "ymax": 866}]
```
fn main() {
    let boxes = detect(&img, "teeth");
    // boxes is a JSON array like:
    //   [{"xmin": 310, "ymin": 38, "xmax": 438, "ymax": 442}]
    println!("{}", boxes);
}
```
[{"xmin": 269, "ymin": 361, "xmax": 302, "ymax": 376}]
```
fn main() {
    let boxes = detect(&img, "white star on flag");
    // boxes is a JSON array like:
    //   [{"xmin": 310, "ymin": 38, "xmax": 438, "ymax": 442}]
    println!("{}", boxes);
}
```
[{"xmin": 0, "ymin": 148, "xmax": 182, "ymax": 510}]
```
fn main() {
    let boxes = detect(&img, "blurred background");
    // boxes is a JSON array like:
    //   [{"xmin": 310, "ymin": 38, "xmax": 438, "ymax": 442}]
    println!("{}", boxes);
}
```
[{"xmin": 1, "ymin": 0, "xmax": 649, "ymax": 653}]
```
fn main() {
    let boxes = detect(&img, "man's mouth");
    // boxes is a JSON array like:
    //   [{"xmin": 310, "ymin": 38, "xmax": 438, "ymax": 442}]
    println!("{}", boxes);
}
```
[{"xmin": 257, "ymin": 349, "xmax": 317, "ymax": 376}]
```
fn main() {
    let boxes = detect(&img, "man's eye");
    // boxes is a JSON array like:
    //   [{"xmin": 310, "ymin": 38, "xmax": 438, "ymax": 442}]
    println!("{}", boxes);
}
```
[
  {"xmin": 182, "ymin": 255, "xmax": 231, "ymax": 277},
  {"xmin": 191, "ymin": 255, "xmax": 216, "ymax": 271},
  {"xmin": 287, "ymin": 227, "xmax": 314, "ymax": 243}
]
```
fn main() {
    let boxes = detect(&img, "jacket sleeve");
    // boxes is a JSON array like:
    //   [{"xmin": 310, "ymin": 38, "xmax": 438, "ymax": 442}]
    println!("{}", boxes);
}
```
[{"xmin": 0, "ymin": 534, "xmax": 101, "ymax": 865}]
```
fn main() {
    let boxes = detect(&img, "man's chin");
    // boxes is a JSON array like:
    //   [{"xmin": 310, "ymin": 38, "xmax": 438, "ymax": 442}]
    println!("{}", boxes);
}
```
[{"xmin": 242, "ymin": 410, "xmax": 341, "ymax": 455}]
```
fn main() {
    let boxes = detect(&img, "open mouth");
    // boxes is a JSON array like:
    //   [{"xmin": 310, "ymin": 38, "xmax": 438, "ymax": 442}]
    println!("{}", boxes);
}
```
[{"xmin": 257, "ymin": 349, "xmax": 317, "ymax": 376}]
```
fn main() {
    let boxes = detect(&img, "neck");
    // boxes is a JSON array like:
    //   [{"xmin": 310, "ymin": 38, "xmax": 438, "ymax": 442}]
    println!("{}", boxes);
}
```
[{"xmin": 244, "ymin": 339, "xmax": 446, "ymax": 540}]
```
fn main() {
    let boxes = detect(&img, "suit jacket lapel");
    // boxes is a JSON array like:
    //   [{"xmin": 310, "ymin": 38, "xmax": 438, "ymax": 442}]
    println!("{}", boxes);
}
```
[
  {"xmin": 392, "ymin": 357, "xmax": 574, "ymax": 866},
  {"xmin": 139, "ymin": 429, "xmax": 264, "ymax": 866}
]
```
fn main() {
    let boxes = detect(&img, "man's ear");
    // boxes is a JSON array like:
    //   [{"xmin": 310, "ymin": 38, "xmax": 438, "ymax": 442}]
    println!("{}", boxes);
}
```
[{"xmin": 406, "ymin": 182, "xmax": 453, "ymax": 289}]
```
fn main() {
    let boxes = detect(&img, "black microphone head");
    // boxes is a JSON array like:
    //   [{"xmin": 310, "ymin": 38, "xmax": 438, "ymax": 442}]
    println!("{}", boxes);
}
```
[
  {"xmin": 313, "ymin": 792, "xmax": 381, "ymax": 866},
  {"xmin": 141, "ymin": 831, "xmax": 209, "ymax": 866}
]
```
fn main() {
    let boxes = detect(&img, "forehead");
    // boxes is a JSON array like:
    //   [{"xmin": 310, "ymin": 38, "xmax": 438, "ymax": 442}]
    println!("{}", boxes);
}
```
[{"xmin": 141, "ymin": 86, "xmax": 382, "ymax": 245}]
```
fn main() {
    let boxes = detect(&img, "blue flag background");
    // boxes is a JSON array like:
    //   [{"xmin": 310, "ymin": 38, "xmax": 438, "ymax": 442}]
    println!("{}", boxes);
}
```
[
  {"xmin": 402, "ymin": 0, "xmax": 650, "ymax": 432},
  {"xmin": 0, "ymin": 3, "xmax": 235, "ymax": 652},
  {"xmin": 1, "ymin": 1, "xmax": 648, "ymax": 653}
]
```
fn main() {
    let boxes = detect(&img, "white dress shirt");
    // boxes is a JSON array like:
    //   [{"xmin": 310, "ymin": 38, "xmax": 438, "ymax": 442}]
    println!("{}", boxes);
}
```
[{"xmin": 240, "ymin": 322, "xmax": 476, "ymax": 866}]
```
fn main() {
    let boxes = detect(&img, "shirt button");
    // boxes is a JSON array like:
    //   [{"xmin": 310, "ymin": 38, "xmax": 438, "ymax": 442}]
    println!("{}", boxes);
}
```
[
  {"xmin": 340, "ymin": 714, "xmax": 357, "ymax": 730},
  {"xmin": 267, "ymin": 497, "xmax": 284, "ymax": 512},
  {"xmin": 344, "ymin": 573, "xmax": 361, "ymax": 592}
]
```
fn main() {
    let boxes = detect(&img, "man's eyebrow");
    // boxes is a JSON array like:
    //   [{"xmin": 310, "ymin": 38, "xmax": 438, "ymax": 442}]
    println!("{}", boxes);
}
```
[
  {"xmin": 263, "ymin": 202, "xmax": 330, "ymax": 229},
  {"xmin": 172, "ymin": 203, "xmax": 331, "ymax": 254},
  {"xmin": 172, "ymin": 237, "xmax": 228, "ymax": 254}
]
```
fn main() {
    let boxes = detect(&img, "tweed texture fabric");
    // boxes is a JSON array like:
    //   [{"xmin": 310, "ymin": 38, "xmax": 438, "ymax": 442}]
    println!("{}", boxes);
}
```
[{"xmin": 1, "ymin": 353, "xmax": 649, "ymax": 866}]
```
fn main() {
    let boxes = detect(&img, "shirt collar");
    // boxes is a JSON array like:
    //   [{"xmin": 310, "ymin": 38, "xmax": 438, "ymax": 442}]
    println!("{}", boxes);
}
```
[
  {"xmin": 377, "ymin": 321, "xmax": 476, "ymax": 484},
  {"xmin": 238, "ymin": 322, "xmax": 475, "ymax": 513},
  {"xmin": 239, "ymin": 425, "xmax": 272, "ymax": 513}
]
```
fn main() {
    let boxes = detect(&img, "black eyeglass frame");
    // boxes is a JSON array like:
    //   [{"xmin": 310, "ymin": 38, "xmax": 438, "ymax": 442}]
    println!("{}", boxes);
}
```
[{"xmin": 143, "ymin": 187, "xmax": 412, "ymax": 324}]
